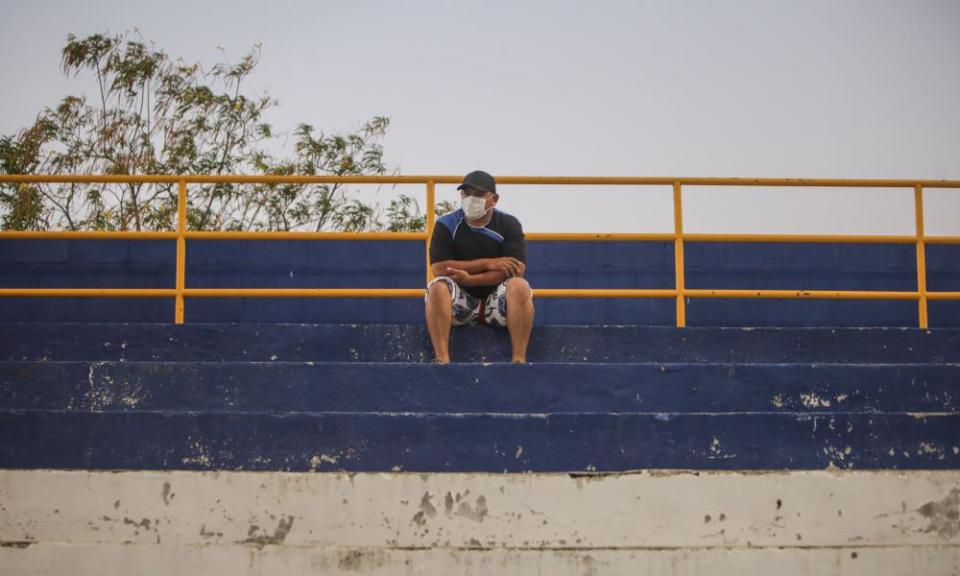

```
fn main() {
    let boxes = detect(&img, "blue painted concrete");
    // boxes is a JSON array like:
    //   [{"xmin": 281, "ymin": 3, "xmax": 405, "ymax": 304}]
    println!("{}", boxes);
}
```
[
  {"xmin": 3, "ymin": 324, "xmax": 959, "ymax": 364},
  {"xmin": 684, "ymin": 242, "xmax": 918, "ymax": 290},
  {"xmin": 0, "ymin": 239, "xmax": 175, "ymax": 287},
  {"xmin": 2, "ymin": 239, "xmax": 957, "ymax": 325},
  {"xmin": 1, "ymin": 322, "xmax": 958, "ymax": 471},
  {"xmin": 928, "ymin": 244, "xmax": 960, "ymax": 291},
  {"xmin": 2, "ymin": 411, "xmax": 957, "ymax": 472},
  {"xmin": 1, "ymin": 236, "xmax": 957, "ymax": 472},
  {"xmin": 3, "ymin": 361, "xmax": 957, "ymax": 414}
]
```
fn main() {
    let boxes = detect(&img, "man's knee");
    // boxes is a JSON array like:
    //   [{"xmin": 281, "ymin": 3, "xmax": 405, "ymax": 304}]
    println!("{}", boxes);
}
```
[
  {"xmin": 505, "ymin": 277, "xmax": 532, "ymax": 301},
  {"xmin": 427, "ymin": 278, "xmax": 453, "ymax": 302}
]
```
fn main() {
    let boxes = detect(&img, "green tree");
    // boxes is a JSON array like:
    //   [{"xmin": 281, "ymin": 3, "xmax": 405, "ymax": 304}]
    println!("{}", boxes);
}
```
[{"xmin": 0, "ymin": 31, "xmax": 435, "ymax": 232}]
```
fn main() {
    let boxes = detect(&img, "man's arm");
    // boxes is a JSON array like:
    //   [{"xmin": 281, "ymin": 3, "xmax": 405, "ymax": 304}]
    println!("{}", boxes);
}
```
[
  {"xmin": 430, "ymin": 259, "xmax": 491, "ymax": 277},
  {"xmin": 443, "ymin": 267, "xmax": 509, "ymax": 287},
  {"xmin": 501, "ymin": 215, "xmax": 527, "ymax": 268},
  {"xmin": 431, "ymin": 257, "xmax": 525, "ymax": 281}
]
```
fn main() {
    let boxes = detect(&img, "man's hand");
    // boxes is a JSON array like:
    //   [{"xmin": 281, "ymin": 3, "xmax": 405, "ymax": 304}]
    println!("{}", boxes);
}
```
[
  {"xmin": 445, "ymin": 267, "xmax": 472, "ymax": 285},
  {"xmin": 486, "ymin": 257, "xmax": 525, "ymax": 278}
]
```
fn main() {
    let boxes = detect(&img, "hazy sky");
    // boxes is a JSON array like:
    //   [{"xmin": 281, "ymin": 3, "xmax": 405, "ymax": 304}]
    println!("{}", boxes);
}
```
[{"xmin": 1, "ymin": 0, "xmax": 958, "ymax": 234}]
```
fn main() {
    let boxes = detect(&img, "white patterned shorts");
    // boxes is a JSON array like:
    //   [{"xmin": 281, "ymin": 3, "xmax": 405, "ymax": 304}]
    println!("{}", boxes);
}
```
[{"xmin": 426, "ymin": 276, "xmax": 510, "ymax": 327}]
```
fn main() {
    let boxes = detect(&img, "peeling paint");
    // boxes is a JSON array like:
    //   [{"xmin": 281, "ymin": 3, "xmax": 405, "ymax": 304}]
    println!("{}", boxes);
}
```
[
  {"xmin": 86, "ymin": 363, "xmax": 115, "ymax": 410},
  {"xmin": 309, "ymin": 454, "xmax": 339, "ymax": 470},
  {"xmin": 241, "ymin": 516, "xmax": 294, "ymax": 547},
  {"xmin": 161, "ymin": 482, "xmax": 174, "ymax": 506},
  {"xmin": 123, "ymin": 517, "xmax": 151, "ymax": 531},
  {"xmin": 917, "ymin": 487, "xmax": 959, "ymax": 538},
  {"xmin": 199, "ymin": 525, "xmax": 223, "ymax": 540},
  {"xmin": 708, "ymin": 437, "xmax": 736, "ymax": 460},
  {"xmin": 337, "ymin": 548, "xmax": 388, "ymax": 571},
  {"xmin": 455, "ymin": 495, "xmax": 488, "ymax": 522},
  {"xmin": 822, "ymin": 445, "xmax": 854, "ymax": 469},
  {"xmin": 419, "ymin": 492, "xmax": 437, "ymax": 519},
  {"xmin": 799, "ymin": 392, "xmax": 831, "ymax": 408},
  {"xmin": 181, "ymin": 439, "xmax": 214, "ymax": 468}
]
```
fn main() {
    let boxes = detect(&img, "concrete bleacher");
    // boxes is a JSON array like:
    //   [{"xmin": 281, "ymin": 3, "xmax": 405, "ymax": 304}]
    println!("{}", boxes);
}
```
[
  {"xmin": 1, "ymin": 238, "xmax": 958, "ymax": 574},
  {"xmin": 2, "ymin": 322, "xmax": 959, "ymax": 472},
  {"xmin": 1, "ymin": 239, "xmax": 958, "ymax": 325}
]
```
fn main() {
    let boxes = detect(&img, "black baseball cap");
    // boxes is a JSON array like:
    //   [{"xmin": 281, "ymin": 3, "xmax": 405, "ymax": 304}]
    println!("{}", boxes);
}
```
[{"xmin": 457, "ymin": 170, "xmax": 497, "ymax": 194}]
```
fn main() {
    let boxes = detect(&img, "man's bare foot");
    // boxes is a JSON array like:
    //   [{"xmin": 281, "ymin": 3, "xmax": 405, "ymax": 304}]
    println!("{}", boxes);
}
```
[
  {"xmin": 511, "ymin": 357, "xmax": 526, "ymax": 364},
  {"xmin": 435, "ymin": 357, "xmax": 450, "ymax": 365}
]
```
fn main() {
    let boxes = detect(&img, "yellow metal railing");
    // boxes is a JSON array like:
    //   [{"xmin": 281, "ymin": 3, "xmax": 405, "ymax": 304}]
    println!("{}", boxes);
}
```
[{"xmin": 1, "ymin": 175, "xmax": 958, "ymax": 327}]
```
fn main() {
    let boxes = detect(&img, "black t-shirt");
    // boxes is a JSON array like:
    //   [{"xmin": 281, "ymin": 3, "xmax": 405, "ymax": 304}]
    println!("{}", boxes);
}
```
[{"xmin": 429, "ymin": 208, "xmax": 527, "ymax": 298}]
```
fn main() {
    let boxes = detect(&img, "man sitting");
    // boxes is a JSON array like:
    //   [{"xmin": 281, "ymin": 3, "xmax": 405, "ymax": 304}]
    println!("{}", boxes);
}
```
[{"xmin": 425, "ymin": 170, "xmax": 535, "ymax": 363}]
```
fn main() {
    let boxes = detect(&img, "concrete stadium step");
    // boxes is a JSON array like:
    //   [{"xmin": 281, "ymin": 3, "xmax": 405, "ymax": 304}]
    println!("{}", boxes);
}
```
[
  {"xmin": 3, "ymin": 323, "xmax": 959, "ymax": 364},
  {"xmin": 2, "ymin": 361, "xmax": 958, "ymax": 414},
  {"xmin": 2, "ymin": 409, "xmax": 958, "ymax": 472},
  {"xmin": 3, "ymin": 322, "xmax": 957, "ymax": 472}
]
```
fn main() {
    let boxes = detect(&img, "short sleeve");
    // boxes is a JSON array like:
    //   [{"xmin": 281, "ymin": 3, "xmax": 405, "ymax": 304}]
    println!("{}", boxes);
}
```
[
  {"xmin": 502, "ymin": 216, "xmax": 527, "ymax": 263},
  {"xmin": 429, "ymin": 224, "xmax": 455, "ymax": 264}
]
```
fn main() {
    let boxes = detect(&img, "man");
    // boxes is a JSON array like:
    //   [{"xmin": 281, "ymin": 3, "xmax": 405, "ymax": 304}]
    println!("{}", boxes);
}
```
[{"xmin": 425, "ymin": 170, "xmax": 534, "ymax": 364}]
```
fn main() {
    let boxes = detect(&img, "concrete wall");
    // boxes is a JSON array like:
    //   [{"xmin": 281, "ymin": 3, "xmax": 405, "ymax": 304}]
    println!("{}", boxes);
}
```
[
  {"xmin": 1, "ymin": 239, "xmax": 958, "ymax": 325},
  {"xmin": 2, "ymin": 470, "xmax": 958, "ymax": 575}
]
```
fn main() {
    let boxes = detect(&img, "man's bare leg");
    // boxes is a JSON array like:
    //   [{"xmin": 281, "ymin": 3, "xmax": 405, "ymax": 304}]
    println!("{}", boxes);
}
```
[
  {"xmin": 505, "ymin": 278, "xmax": 534, "ymax": 363},
  {"xmin": 425, "ymin": 281, "xmax": 453, "ymax": 364}
]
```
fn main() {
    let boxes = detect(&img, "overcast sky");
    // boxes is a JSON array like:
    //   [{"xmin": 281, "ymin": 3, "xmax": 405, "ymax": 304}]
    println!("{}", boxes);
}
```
[{"xmin": 1, "ymin": 0, "xmax": 958, "ymax": 234}]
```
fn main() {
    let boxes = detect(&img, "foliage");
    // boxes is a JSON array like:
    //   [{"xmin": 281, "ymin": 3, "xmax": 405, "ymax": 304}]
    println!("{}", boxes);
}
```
[{"xmin": 0, "ymin": 32, "xmax": 441, "ymax": 233}]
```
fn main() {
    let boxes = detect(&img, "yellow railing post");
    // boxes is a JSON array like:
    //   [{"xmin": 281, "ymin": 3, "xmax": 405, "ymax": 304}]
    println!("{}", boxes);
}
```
[
  {"xmin": 175, "ymin": 179, "xmax": 187, "ymax": 324},
  {"xmin": 425, "ymin": 180, "xmax": 435, "ymax": 284},
  {"xmin": 914, "ymin": 184, "xmax": 928, "ymax": 328},
  {"xmin": 673, "ymin": 182, "xmax": 686, "ymax": 327}
]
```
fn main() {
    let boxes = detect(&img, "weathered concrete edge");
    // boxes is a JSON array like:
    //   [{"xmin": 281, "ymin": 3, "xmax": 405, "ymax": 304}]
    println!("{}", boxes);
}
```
[
  {"xmin": 2, "ymin": 469, "xmax": 958, "ymax": 550},
  {"xmin": 1, "ymin": 543, "xmax": 958, "ymax": 576}
]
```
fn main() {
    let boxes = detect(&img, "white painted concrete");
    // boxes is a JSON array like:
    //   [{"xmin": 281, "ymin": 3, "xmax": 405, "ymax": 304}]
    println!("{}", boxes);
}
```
[
  {"xmin": 3, "ymin": 544, "xmax": 959, "ymax": 576},
  {"xmin": 1, "ymin": 470, "xmax": 958, "ymax": 574}
]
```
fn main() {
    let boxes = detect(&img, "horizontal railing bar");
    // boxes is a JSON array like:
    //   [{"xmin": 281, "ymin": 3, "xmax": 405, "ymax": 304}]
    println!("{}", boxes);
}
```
[
  {"xmin": 526, "ymin": 233, "xmax": 675, "ymax": 241},
  {"xmin": 184, "ymin": 231, "xmax": 428, "ymax": 241},
  {"xmin": 926, "ymin": 236, "xmax": 960, "ymax": 245},
  {"xmin": 684, "ymin": 289, "xmax": 919, "ymax": 300},
  {"xmin": 0, "ymin": 288, "xmax": 176, "ymax": 297},
  {"xmin": 683, "ymin": 233, "xmax": 918, "ymax": 244},
  {"xmin": 182, "ymin": 288, "xmax": 423, "ymax": 298},
  {"xmin": 0, "ymin": 231, "xmax": 427, "ymax": 241},
  {"xmin": 2, "ymin": 287, "xmax": 957, "ymax": 301},
  {"xmin": 0, "ymin": 231, "xmax": 179, "ymax": 240},
  {"xmin": 534, "ymin": 289, "xmax": 678, "ymax": 298},
  {"xmin": 4, "ymin": 231, "xmax": 952, "ymax": 244},
  {"xmin": 496, "ymin": 177, "xmax": 960, "ymax": 188},
  {"xmin": 927, "ymin": 292, "xmax": 960, "ymax": 301},
  {"xmin": 0, "ymin": 175, "xmax": 454, "ymax": 184},
  {"xmin": 2, "ymin": 175, "xmax": 960, "ymax": 188}
]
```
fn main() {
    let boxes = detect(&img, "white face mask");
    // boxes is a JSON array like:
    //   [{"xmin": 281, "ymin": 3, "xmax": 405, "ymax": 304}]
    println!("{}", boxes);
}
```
[{"xmin": 461, "ymin": 196, "xmax": 489, "ymax": 220}]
